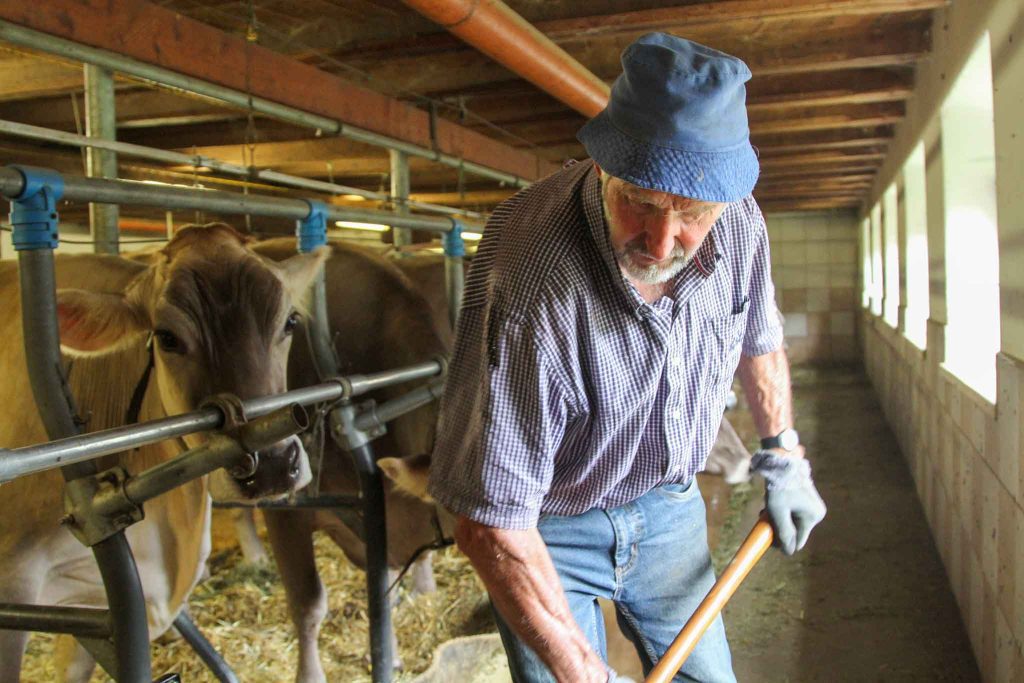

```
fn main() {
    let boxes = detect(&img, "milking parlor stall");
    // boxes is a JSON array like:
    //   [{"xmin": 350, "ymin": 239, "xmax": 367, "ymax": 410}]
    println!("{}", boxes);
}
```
[{"xmin": 1, "ymin": 0, "xmax": 1022, "ymax": 682}]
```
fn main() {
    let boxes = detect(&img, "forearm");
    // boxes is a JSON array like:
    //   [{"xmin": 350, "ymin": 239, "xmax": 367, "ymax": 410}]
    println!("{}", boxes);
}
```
[
  {"xmin": 454, "ymin": 515, "xmax": 607, "ymax": 682},
  {"xmin": 737, "ymin": 347, "xmax": 794, "ymax": 440}
]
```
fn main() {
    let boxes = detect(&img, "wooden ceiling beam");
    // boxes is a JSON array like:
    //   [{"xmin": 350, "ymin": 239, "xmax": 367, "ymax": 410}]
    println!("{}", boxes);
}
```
[
  {"xmin": 0, "ymin": 0, "xmax": 557, "ymax": 182},
  {"xmin": 758, "ymin": 152, "xmax": 886, "ymax": 168},
  {"xmin": 0, "ymin": 55, "xmax": 85, "ymax": 101},
  {"xmin": 533, "ymin": 1, "xmax": 948, "ymax": 45}
]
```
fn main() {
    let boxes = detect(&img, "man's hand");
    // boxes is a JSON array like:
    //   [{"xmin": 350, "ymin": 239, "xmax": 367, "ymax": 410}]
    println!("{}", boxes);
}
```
[{"xmin": 750, "ymin": 449, "xmax": 826, "ymax": 555}]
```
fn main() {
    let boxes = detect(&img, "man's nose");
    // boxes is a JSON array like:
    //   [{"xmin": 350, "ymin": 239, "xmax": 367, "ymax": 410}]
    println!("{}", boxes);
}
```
[{"xmin": 645, "ymin": 214, "xmax": 678, "ymax": 261}]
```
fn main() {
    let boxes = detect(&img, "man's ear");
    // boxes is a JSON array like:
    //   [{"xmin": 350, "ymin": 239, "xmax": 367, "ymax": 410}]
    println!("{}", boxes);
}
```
[
  {"xmin": 56, "ymin": 289, "xmax": 149, "ymax": 352},
  {"xmin": 276, "ymin": 246, "xmax": 331, "ymax": 302}
]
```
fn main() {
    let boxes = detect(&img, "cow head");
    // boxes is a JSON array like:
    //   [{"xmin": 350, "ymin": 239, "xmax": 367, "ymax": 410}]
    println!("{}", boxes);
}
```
[{"xmin": 55, "ymin": 223, "xmax": 328, "ymax": 502}]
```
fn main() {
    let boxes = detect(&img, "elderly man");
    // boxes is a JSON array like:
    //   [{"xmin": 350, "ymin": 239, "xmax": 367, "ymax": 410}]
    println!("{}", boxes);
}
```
[{"xmin": 429, "ymin": 34, "xmax": 826, "ymax": 682}]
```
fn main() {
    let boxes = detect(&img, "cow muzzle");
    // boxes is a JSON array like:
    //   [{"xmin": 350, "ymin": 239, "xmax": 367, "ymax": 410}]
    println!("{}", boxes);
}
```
[{"xmin": 209, "ymin": 426, "xmax": 313, "ymax": 503}]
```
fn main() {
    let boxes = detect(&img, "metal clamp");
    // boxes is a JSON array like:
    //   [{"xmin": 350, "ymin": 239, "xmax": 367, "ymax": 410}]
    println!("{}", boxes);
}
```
[
  {"xmin": 200, "ymin": 393, "xmax": 249, "ymax": 432},
  {"xmin": 61, "ymin": 466, "xmax": 144, "ymax": 547},
  {"xmin": 297, "ymin": 199, "xmax": 329, "ymax": 253},
  {"xmin": 328, "ymin": 400, "xmax": 371, "ymax": 451},
  {"xmin": 8, "ymin": 165, "xmax": 63, "ymax": 251},
  {"xmin": 442, "ymin": 218, "xmax": 466, "ymax": 257}
]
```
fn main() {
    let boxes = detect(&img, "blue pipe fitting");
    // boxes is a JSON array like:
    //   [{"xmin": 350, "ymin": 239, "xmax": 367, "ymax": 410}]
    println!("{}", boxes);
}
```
[
  {"xmin": 8, "ymin": 165, "xmax": 64, "ymax": 251},
  {"xmin": 442, "ymin": 219, "xmax": 466, "ymax": 258},
  {"xmin": 297, "ymin": 199, "xmax": 329, "ymax": 253}
]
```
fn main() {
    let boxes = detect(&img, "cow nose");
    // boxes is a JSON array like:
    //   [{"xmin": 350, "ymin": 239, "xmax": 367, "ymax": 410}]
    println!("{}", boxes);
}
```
[{"xmin": 287, "ymin": 441, "xmax": 301, "ymax": 479}]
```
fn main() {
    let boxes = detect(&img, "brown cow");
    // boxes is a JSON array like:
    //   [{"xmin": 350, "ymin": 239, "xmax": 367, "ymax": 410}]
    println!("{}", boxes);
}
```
[
  {"xmin": 0, "ymin": 224, "xmax": 326, "ymax": 682},
  {"xmin": 248, "ymin": 239, "xmax": 451, "ymax": 683}
]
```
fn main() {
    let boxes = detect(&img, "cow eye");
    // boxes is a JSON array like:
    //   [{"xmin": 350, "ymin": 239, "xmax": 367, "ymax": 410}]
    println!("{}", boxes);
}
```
[
  {"xmin": 154, "ymin": 329, "xmax": 184, "ymax": 354},
  {"xmin": 284, "ymin": 312, "xmax": 300, "ymax": 335}
]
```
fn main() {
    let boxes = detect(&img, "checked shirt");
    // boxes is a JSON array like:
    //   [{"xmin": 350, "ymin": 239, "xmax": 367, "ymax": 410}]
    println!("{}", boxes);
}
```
[{"xmin": 428, "ymin": 160, "xmax": 782, "ymax": 529}]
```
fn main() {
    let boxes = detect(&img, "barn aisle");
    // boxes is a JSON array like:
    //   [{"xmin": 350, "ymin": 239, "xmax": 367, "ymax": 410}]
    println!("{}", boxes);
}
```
[{"xmin": 716, "ymin": 366, "xmax": 980, "ymax": 682}]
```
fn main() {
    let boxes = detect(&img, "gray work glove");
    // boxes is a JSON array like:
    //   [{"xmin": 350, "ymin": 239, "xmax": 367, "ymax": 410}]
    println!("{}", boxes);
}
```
[{"xmin": 750, "ymin": 450, "xmax": 826, "ymax": 555}]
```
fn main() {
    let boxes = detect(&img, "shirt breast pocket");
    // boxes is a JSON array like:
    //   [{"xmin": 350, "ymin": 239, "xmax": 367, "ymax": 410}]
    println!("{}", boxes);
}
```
[{"xmin": 703, "ymin": 313, "xmax": 746, "ymax": 394}]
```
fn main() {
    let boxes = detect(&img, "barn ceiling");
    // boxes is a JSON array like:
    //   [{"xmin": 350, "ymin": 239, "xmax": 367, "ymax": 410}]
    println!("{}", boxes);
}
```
[{"xmin": 0, "ymin": 0, "xmax": 945, "ymax": 224}]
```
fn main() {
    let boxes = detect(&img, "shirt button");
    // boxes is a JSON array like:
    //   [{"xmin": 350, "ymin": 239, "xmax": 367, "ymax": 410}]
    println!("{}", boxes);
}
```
[
  {"xmin": 672, "ymin": 409, "xmax": 683, "ymax": 420},
  {"xmin": 671, "ymin": 356, "xmax": 682, "ymax": 368}
]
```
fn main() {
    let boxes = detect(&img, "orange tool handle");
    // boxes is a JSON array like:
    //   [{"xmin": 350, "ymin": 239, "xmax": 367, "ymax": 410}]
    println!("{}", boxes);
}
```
[{"xmin": 645, "ymin": 514, "xmax": 774, "ymax": 683}]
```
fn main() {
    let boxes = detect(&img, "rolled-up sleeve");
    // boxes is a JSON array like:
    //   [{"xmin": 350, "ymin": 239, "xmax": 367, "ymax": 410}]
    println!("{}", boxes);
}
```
[
  {"xmin": 429, "ymin": 306, "xmax": 571, "ymax": 529},
  {"xmin": 742, "ymin": 205, "xmax": 784, "ymax": 357}
]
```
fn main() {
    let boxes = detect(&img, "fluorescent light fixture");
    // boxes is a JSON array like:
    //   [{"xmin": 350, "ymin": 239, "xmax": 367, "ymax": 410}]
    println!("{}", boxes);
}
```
[
  {"xmin": 335, "ymin": 221, "xmax": 389, "ymax": 232},
  {"xmin": 462, "ymin": 231, "xmax": 483, "ymax": 241}
]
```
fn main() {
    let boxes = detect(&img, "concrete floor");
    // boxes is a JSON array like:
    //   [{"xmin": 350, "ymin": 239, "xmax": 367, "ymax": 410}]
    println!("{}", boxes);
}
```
[{"xmin": 606, "ymin": 366, "xmax": 980, "ymax": 681}]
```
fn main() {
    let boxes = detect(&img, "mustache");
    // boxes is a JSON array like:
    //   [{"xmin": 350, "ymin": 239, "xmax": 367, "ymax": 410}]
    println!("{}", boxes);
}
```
[{"xmin": 620, "ymin": 235, "xmax": 688, "ymax": 262}]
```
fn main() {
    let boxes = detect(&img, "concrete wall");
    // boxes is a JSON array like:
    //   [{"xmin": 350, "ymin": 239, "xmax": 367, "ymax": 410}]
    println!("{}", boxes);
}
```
[
  {"xmin": 859, "ymin": 0, "xmax": 1024, "ymax": 679},
  {"xmin": 764, "ymin": 210, "xmax": 860, "ymax": 365}
]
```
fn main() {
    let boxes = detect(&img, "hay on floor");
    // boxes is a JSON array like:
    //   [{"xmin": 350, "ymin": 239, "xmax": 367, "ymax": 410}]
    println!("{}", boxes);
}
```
[{"xmin": 21, "ymin": 513, "xmax": 493, "ymax": 682}]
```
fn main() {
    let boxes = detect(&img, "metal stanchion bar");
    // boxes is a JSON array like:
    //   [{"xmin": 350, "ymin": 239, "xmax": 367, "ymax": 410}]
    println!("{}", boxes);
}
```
[
  {"xmin": 172, "ymin": 612, "xmax": 240, "ymax": 683},
  {"xmin": 0, "ymin": 21, "xmax": 530, "ymax": 190},
  {"xmin": 350, "ymin": 442, "xmax": 394, "ymax": 683},
  {"xmin": 121, "ymin": 406, "xmax": 306, "ymax": 507},
  {"xmin": 354, "ymin": 379, "xmax": 446, "ymax": 433},
  {"xmin": 0, "ymin": 604, "xmax": 110, "ymax": 638},
  {"xmin": 14, "ymin": 177, "xmax": 151, "ymax": 681},
  {"xmin": 340, "ymin": 360, "xmax": 445, "ymax": 399},
  {"xmin": 0, "ymin": 361, "xmax": 445, "ymax": 484},
  {"xmin": 0, "ymin": 167, "xmax": 476, "ymax": 234},
  {"xmin": 0, "ymin": 119, "xmax": 483, "ymax": 219}
]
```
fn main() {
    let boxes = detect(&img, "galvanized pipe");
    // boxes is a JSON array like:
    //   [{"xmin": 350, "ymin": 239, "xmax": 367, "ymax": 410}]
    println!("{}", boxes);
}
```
[
  {"xmin": 0, "ymin": 20, "xmax": 530, "ymax": 189},
  {"xmin": 354, "ymin": 379, "xmax": 446, "ymax": 433},
  {"xmin": 0, "ymin": 361, "xmax": 445, "ymax": 484},
  {"xmin": 84, "ymin": 64, "xmax": 120, "ymax": 254},
  {"xmin": 0, "ymin": 119, "xmax": 484, "ymax": 220},
  {"xmin": 172, "ymin": 612, "xmax": 240, "ymax": 683},
  {"xmin": 0, "ymin": 167, "xmax": 469, "ymax": 233},
  {"xmin": 390, "ymin": 150, "xmax": 413, "ymax": 252},
  {"xmin": 120, "ymin": 406, "xmax": 307, "ymax": 508},
  {"xmin": 0, "ymin": 604, "xmax": 110, "ymax": 638},
  {"xmin": 444, "ymin": 254, "xmax": 465, "ymax": 329},
  {"xmin": 340, "ymin": 359, "xmax": 445, "ymax": 398}
]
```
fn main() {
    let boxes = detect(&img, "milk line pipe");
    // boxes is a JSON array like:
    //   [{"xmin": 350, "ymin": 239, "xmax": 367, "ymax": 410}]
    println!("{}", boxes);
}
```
[
  {"xmin": 0, "ymin": 20, "xmax": 532, "ymax": 190},
  {"xmin": 0, "ymin": 359, "xmax": 445, "ymax": 484},
  {"xmin": 0, "ymin": 166, "xmax": 480, "ymax": 233},
  {"xmin": 0, "ymin": 119, "xmax": 484, "ymax": 220}
]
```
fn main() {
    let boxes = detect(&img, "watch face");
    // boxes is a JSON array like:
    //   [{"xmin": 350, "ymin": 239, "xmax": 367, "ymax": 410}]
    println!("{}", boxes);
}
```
[{"xmin": 779, "ymin": 429, "xmax": 799, "ymax": 450}]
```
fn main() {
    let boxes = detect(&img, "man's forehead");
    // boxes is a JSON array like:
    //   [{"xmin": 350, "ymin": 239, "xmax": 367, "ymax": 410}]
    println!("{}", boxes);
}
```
[{"xmin": 616, "ymin": 180, "xmax": 718, "ymax": 211}]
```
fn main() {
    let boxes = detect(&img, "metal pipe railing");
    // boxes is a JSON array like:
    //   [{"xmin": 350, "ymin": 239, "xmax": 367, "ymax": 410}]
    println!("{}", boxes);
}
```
[
  {"xmin": 354, "ymin": 378, "xmax": 446, "ymax": 433},
  {"xmin": 0, "ymin": 20, "xmax": 530, "ymax": 190},
  {"xmin": 0, "ymin": 360, "xmax": 445, "ymax": 485},
  {"xmin": 0, "ymin": 119, "xmax": 484, "ymax": 220},
  {"xmin": 0, "ymin": 167, "xmax": 473, "ymax": 234},
  {"xmin": 0, "ymin": 604, "xmax": 111, "ymax": 638}
]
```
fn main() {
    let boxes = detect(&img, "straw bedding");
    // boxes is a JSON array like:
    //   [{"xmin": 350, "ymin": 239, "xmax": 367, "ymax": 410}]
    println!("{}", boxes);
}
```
[{"xmin": 21, "ymin": 511, "xmax": 493, "ymax": 682}]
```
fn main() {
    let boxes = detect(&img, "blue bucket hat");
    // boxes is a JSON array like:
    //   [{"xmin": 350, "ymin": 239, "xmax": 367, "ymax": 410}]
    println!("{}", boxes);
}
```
[{"xmin": 577, "ymin": 33, "xmax": 759, "ymax": 203}]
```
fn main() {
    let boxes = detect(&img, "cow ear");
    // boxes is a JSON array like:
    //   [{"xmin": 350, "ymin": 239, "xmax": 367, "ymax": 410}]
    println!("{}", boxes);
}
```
[
  {"xmin": 277, "ymin": 246, "xmax": 331, "ymax": 299},
  {"xmin": 56, "ymin": 289, "xmax": 149, "ymax": 352},
  {"xmin": 378, "ymin": 453, "xmax": 434, "ymax": 502}
]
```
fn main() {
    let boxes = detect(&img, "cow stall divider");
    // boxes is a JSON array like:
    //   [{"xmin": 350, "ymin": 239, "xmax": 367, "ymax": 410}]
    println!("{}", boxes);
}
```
[{"xmin": 0, "ymin": 164, "xmax": 463, "ymax": 682}]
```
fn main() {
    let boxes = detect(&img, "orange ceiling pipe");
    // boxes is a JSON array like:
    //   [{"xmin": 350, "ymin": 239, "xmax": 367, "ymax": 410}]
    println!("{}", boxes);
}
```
[{"xmin": 401, "ymin": 0, "xmax": 611, "ymax": 118}]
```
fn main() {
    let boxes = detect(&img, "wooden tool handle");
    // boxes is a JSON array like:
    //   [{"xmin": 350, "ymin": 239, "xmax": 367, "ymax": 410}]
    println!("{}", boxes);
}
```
[{"xmin": 645, "ymin": 514, "xmax": 774, "ymax": 683}]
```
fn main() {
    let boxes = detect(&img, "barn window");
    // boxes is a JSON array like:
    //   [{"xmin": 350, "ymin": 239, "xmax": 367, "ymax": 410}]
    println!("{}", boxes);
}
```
[
  {"xmin": 882, "ymin": 183, "xmax": 900, "ymax": 328},
  {"xmin": 902, "ymin": 142, "xmax": 929, "ymax": 349},
  {"xmin": 869, "ymin": 202, "xmax": 884, "ymax": 317},
  {"xmin": 941, "ymin": 32, "xmax": 1000, "ymax": 402},
  {"xmin": 861, "ymin": 217, "xmax": 872, "ymax": 309}
]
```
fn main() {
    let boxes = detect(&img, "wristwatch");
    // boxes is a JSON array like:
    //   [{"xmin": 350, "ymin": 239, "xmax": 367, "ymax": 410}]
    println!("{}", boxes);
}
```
[{"xmin": 761, "ymin": 428, "xmax": 799, "ymax": 452}]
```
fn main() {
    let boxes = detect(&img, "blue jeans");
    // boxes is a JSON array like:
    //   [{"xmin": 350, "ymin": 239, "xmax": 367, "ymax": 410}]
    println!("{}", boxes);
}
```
[{"xmin": 492, "ymin": 480, "xmax": 736, "ymax": 682}]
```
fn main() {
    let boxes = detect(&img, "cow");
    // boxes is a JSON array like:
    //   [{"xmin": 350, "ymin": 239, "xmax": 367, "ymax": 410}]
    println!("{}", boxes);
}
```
[
  {"xmin": 0, "ymin": 224, "xmax": 327, "ymax": 683},
  {"xmin": 237, "ymin": 239, "xmax": 451, "ymax": 683}
]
